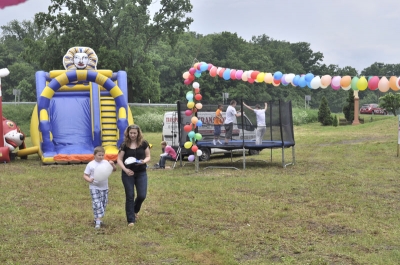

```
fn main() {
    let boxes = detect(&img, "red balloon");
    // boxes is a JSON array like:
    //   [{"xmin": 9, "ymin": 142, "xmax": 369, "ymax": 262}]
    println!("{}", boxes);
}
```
[
  {"xmin": 194, "ymin": 87, "xmax": 200, "ymax": 94},
  {"xmin": 196, "ymin": 64, "xmax": 201, "ymax": 70},
  {"xmin": 230, "ymin": 69, "xmax": 237, "ymax": 80},
  {"xmin": 209, "ymin": 66, "xmax": 217, "ymax": 77},
  {"xmin": 184, "ymin": 125, "xmax": 192, "ymax": 132},
  {"xmin": 250, "ymin": 71, "xmax": 259, "ymax": 80},
  {"xmin": 273, "ymin": 79, "xmax": 280, "ymax": 84},
  {"xmin": 191, "ymin": 145, "xmax": 198, "ymax": 152},
  {"xmin": 248, "ymin": 78, "xmax": 255, "ymax": 84},
  {"xmin": 194, "ymin": 94, "xmax": 202, "ymax": 101},
  {"xmin": 218, "ymin": 68, "xmax": 226, "ymax": 78},
  {"xmin": 188, "ymin": 74, "xmax": 195, "ymax": 81}
]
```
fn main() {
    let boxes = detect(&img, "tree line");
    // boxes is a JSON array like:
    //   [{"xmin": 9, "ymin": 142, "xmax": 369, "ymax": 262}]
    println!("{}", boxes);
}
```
[{"xmin": 1, "ymin": 0, "xmax": 400, "ymax": 113}]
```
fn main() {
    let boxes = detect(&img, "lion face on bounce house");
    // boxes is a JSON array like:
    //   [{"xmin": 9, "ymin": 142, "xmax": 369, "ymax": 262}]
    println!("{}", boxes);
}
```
[{"xmin": 2, "ymin": 116, "xmax": 25, "ymax": 152}]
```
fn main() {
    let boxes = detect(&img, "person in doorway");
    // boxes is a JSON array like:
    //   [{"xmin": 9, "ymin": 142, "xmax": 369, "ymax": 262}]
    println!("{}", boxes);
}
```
[
  {"xmin": 157, "ymin": 141, "xmax": 177, "ymax": 169},
  {"xmin": 243, "ymin": 102, "xmax": 268, "ymax": 145},
  {"xmin": 213, "ymin": 104, "xmax": 224, "ymax": 145},
  {"xmin": 117, "ymin": 125, "xmax": 151, "ymax": 227},
  {"xmin": 224, "ymin": 100, "xmax": 242, "ymax": 144}
]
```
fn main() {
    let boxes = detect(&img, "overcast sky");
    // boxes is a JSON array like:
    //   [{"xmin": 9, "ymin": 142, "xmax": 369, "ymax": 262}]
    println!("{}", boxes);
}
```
[{"xmin": 1, "ymin": 0, "xmax": 399, "ymax": 73}]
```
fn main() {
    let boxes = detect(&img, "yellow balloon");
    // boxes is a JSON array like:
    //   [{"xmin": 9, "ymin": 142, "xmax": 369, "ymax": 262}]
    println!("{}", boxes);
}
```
[
  {"xmin": 184, "ymin": 141, "xmax": 193, "ymax": 149},
  {"xmin": 356, "ymin": 76, "xmax": 368, "ymax": 91},
  {"xmin": 191, "ymin": 116, "xmax": 198, "ymax": 124},
  {"xmin": 256, "ymin": 72, "xmax": 265, "ymax": 83},
  {"xmin": 187, "ymin": 101, "xmax": 195, "ymax": 109}
]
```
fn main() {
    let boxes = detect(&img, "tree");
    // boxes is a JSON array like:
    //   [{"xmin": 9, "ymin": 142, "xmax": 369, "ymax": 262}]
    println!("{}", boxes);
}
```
[
  {"xmin": 33, "ymin": 0, "xmax": 193, "ymax": 103},
  {"xmin": 379, "ymin": 92, "xmax": 400, "ymax": 116},
  {"xmin": 318, "ymin": 96, "xmax": 333, "ymax": 125},
  {"xmin": 343, "ymin": 90, "xmax": 355, "ymax": 122}
]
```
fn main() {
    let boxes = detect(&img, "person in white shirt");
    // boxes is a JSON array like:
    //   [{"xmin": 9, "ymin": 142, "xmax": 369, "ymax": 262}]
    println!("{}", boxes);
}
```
[
  {"xmin": 243, "ymin": 102, "xmax": 268, "ymax": 145},
  {"xmin": 224, "ymin": 100, "xmax": 242, "ymax": 144}
]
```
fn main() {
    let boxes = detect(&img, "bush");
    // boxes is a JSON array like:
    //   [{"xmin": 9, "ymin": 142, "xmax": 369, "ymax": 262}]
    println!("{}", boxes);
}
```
[
  {"xmin": 332, "ymin": 115, "xmax": 338, "ymax": 127},
  {"xmin": 133, "ymin": 112, "xmax": 164, "ymax": 132},
  {"xmin": 292, "ymin": 108, "xmax": 318, "ymax": 125},
  {"xmin": 318, "ymin": 96, "xmax": 333, "ymax": 126},
  {"xmin": 2, "ymin": 104, "xmax": 35, "ymax": 136}
]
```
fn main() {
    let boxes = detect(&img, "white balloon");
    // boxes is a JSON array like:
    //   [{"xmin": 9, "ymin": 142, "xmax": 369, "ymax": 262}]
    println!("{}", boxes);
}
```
[
  {"xmin": 285, "ymin": 73, "xmax": 295, "ymax": 83},
  {"xmin": 192, "ymin": 82, "xmax": 200, "ymax": 89},
  {"xmin": 196, "ymin": 149, "xmax": 203, "ymax": 156},
  {"xmin": 310, "ymin": 76, "xmax": 321, "ymax": 89},
  {"xmin": 94, "ymin": 162, "xmax": 113, "ymax": 182}
]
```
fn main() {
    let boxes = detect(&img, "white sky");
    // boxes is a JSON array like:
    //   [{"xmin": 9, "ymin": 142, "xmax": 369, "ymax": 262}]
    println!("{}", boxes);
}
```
[{"xmin": 1, "ymin": 0, "xmax": 400, "ymax": 73}]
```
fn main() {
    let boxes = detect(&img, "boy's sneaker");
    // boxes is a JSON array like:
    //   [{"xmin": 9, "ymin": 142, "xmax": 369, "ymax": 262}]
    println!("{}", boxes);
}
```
[
  {"xmin": 95, "ymin": 220, "xmax": 102, "ymax": 229},
  {"xmin": 213, "ymin": 140, "xmax": 216, "ymax": 145}
]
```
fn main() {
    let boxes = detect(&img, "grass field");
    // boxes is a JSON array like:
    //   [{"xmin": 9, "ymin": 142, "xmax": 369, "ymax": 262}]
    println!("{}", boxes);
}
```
[{"xmin": 1, "ymin": 116, "xmax": 400, "ymax": 264}]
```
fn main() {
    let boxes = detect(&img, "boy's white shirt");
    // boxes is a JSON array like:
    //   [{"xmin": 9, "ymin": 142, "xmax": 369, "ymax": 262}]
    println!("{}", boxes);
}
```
[{"xmin": 84, "ymin": 160, "xmax": 110, "ymax": 190}]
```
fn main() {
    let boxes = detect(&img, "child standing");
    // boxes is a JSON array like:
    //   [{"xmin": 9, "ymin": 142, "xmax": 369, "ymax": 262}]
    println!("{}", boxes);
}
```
[{"xmin": 83, "ymin": 146, "xmax": 116, "ymax": 229}]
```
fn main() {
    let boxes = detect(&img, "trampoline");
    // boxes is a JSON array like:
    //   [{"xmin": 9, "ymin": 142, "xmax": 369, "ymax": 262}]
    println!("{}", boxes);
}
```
[{"xmin": 175, "ymin": 99, "xmax": 295, "ymax": 170}]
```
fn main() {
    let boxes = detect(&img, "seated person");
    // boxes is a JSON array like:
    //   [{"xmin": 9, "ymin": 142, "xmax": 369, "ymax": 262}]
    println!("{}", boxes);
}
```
[{"xmin": 157, "ymin": 141, "xmax": 177, "ymax": 169}]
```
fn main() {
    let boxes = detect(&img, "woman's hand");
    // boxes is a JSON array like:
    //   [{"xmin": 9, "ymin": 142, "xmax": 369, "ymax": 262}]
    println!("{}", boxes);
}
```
[{"xmin": 124, "ymin": 168, "xmax": 134, "ymax": 176}]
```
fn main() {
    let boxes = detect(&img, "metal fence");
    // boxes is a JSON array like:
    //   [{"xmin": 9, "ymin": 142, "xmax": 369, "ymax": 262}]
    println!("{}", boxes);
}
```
[{"xmin": 3, "ymin": 102, "xmax": 177, "ymax": 108}]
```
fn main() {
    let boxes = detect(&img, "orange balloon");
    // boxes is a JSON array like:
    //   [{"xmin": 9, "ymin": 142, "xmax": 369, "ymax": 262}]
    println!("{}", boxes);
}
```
[
  {"xmin": 389, "ymin": 76, "xmax": 398, "ymax": 91},
  {"xmin": 264, "ymin": 73, "xmax": 273, "ymax": 84},
  {"xmin": 340, "ymin": 75, "xmax": 351, "ymax": 88}
]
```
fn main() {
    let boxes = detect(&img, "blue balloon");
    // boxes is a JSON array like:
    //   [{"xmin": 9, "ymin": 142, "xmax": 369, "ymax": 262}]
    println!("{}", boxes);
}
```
[
  {"xmin": 186, "ymin": 93, "xmax": 193, "ymax": 101},
  {"xmin": 305, "ymin": 73, "xmax": 314, "ymax": 83},
  {"xmin": 223, "ymin": 68, "xmax": 231, "ymax": 80},
  {"xmin": 188, "ymin": 131, "xmax": 195, "ymax": 139},
  {"xmin": 200, "ymin": 63, "xmax": 208, "ymax": 72},
  {"xmin": 292, "ymin": 75, "xmax": 300, "ymax": 86},
  {"xmin": 298, "ymin": 76, "xmax": 307, "ymax": 88},
  {"xmin": 196, "ymin": 120, "xmax": 203, "ymax": 127},
  {"xmin": 273, "ymin": 71, "xmax": 283, "ymax": 80}
]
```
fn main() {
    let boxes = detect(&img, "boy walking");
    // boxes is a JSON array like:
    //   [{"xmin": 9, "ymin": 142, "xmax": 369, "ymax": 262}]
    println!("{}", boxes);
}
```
[{"xmin": 83, "ymin": 146, "xmax": 116, "ymax": 229}]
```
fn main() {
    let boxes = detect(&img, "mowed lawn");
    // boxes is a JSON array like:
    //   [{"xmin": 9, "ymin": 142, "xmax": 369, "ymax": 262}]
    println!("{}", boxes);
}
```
[{"xmin": 1, "ymin": 116, "xmax": 400, "ymax": 265}]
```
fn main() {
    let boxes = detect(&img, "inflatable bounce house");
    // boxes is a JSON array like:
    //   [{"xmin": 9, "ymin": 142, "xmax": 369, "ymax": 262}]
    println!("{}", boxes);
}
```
[{"xmin": 31, "ymin": 47, "xmax": 133, "ymax": 164}]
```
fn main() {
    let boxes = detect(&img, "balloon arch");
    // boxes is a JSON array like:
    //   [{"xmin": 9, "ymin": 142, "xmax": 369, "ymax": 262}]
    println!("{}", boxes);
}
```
[{"xmin": 180, "ymin": 62, "xmax": 398, "ymax": 164}]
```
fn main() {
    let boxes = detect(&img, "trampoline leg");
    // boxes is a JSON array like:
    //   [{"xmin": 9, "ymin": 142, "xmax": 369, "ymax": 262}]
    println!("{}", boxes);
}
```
[
  {"xmin": 282, "ymin": 147, "xmax": 285, "ymax": 168},
  {"xmin": 292, "ymin": 146, "xmax": 295, "ymax": 165}
]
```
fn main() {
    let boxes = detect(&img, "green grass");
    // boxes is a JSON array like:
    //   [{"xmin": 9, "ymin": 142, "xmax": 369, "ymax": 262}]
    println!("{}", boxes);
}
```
[{"xmin": 1, "ymin": 109, "xmax": 400, "ymax": 264}]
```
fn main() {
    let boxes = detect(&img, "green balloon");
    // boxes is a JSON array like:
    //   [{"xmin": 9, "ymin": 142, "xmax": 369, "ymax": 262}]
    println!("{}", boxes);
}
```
[
  {"xmin": 195, "ymin": 133, "xmax": 202, "ymax": 140},
  {"xmin": 351, "ymin": 76, "xmax": 359, "ymax": 91}
]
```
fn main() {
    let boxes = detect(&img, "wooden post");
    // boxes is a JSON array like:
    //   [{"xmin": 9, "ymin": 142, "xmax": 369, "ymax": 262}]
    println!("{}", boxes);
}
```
[{"xmin": 352, "ymin": 90, "xmax": 360, "ymax": 125}]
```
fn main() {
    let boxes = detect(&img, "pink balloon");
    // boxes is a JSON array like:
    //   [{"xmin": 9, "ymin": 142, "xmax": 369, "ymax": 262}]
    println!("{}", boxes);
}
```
[
  {"xmin": 235, "ymin": 70, "xmax": 243, "ymax": 80},
  {"xmin": 189, "ymin": 67, "xmax": 196, "ymax": 75},
  {"xmin": 184, "ymin": 79, "xmax": 191, "ymax": 85},
  {"xmin": 331, "ymin": 76, "xmax": 341, "ymax": 87},
  {"xmin": 207, "ymin": 63, "xmax": 213, "ymax": 70},
  {"xmin": 185, "ymin": 110, "xmax": 192, "ymax": 116},
  {"xmin": 368, "ymin": 76, "xmax": 379, "ymax": 90}
]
